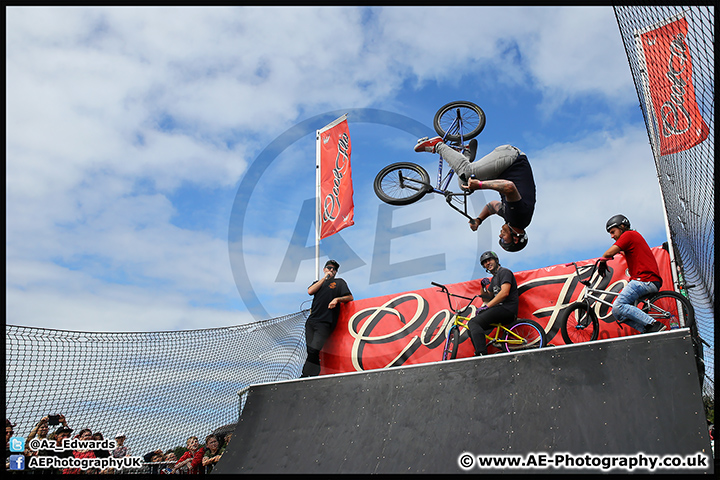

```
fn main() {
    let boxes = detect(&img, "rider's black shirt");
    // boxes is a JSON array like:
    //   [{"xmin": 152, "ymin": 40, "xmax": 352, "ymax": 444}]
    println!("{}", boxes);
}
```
[
  {"xmin": 489, "ymin": 266, "xmax": 519, "ymax": 316},
  {"xmin": 498, "ymin": 155, "xmax": 536, "ymax": 230}
]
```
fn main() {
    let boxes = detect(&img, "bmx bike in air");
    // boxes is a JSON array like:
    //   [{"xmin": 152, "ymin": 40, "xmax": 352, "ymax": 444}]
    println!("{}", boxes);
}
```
[{"xmin": 373, "ymin": 101, "xmax": 486, "ymax": 222}]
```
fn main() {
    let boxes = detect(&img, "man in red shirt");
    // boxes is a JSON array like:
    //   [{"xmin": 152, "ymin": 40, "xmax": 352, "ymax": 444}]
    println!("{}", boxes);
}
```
[{"xmin": 599, "ymin": 214, "xmax": 666, "ymax": 333}]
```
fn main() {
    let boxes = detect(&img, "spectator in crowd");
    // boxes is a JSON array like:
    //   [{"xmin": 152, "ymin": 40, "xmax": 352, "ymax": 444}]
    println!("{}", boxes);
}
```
[
  {"xmin": 163, "ymin": 451, "xmax": 178, "ymax": 474},
  {"xmin": 92, "ymin": 432, "xmax": 110, "ymax": 459},
  {"xmin": 26, "ymin": 416, "xmax": 51, "ymax": 442},
  {"xmin": 112, "ymin": 432, "xmax": 129, "ymax": 458},
  {"xmin": 24, "ymin": 416, "xmax": 53, "ymax": 468},
  {"xmin": 92, "ymin": 432, "xmax": 113, "ymax": 474},
  {"xmin": 64, "ymin": 428, "xmax": 97, "ymax": 474},
  {"xmin": 202, "ymin": 434, "xmax": 225, "ymax": 473},
  {"xmin": 709, "ymin": 424, "xmax": 715, "ymax": 454},
  {"xmin": 37, "ymin": 425, "xmax": 74, "ymax": 474},
  {"xmin": 172, "ymin": 436, "xmax": 205, "ymax": 474},
  {"xmin": 26, "ymin": 414, "xmax": 70, "ymax": 453},
  {"xmin": 143, "ymin": 449, "xmax": 165, "ymax": 474},
  {"xmin": 24, "ymin": 417, "xmax": 51, "ymax": 465}
]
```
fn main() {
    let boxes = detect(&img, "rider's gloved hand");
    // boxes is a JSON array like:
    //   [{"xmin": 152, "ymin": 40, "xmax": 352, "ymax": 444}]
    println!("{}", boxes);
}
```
[
  {"xmin": 597, "ymin": 260, "xmax": 608, "ymax": 277},
  {"xmin": 469, "ymin": 216, "xmax": 482, "ymax": 231},
  {"xmin": 480, "ymin": 278, "xmax": 490, "ymax": 290}
]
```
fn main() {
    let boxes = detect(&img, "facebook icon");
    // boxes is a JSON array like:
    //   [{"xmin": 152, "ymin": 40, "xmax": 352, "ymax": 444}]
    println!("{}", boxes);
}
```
[{"xmin": 9, "ymin": 454, "xmax": 25, "ymax": 471}]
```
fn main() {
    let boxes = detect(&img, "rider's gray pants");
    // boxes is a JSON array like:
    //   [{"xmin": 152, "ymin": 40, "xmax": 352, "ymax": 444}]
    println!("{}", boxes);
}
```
[{"xmin": 436, "ymin": 143, "xmax": 523, "ymax": 185}]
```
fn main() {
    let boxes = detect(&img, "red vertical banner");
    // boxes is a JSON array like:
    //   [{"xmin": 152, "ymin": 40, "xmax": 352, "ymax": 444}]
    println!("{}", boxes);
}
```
[
  {"xmin": 640, "ymin": 17, "xmax": 709, "ymax": 155},
  {"xmin": 319, "ymin": 117, "xmax": 354, "ymax": 239}
]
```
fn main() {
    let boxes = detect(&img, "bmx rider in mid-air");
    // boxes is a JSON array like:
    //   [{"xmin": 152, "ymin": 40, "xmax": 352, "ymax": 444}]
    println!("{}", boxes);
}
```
[{"xmin": 415, "ymin": 137, "xmax": 536, "ymax": 253}]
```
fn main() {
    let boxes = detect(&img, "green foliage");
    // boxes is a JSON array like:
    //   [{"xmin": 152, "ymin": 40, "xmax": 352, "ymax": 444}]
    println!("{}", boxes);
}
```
[{"xmin": 703, "ymin": 394, "xmax": 714, "ymax": 424}]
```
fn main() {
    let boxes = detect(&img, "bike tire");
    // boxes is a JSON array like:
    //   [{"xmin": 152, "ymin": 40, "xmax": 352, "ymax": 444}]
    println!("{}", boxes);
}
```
[
  {"xmin": 443, "ymin": 326, "xmax": 461, "ymax": 360},
  {"xmin": 433, "ymin": 101, "xmax": 486, "ymax": 143},
  {"xmin": 559, "ymin": 302, "xmax": 599, "ymax": 344},
  {"xmin": 503, "ymin": 319, "xmax": 547, "ymax": 352},
  {"xmin": 373, "ymin": 162, "xmax": 431, "ymax": 206},
  {"xmin": 636, "ymin": 290, "xmax": 695, "ymax": 330}
]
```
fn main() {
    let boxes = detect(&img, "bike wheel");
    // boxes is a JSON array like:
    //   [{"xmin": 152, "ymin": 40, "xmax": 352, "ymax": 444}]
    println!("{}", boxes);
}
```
[
  {"xmin": 636, "ymin": 290, "xmax": 695, "ymax": 329},
  {"xmin": 503, "ymin": 319, "xmax": 547, "ymax": 352},
  {"xmin": 433, "ymin": 101, "xmax": 486, "ymax": 143},
  {"xmin": 373, "ymin": 162, "xmax": 431, "ymax": 205},
  {"xmin": 443, "ymin": 326, "xmax": 461, "ymax": 360},
  {"xmin": 559, "ymin": 302, "xmax": 599, "ymax": 344}
]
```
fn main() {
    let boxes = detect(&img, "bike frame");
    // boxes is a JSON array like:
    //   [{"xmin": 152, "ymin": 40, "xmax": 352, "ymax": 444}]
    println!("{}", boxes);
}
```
[
  {"xmin": 433, "ymin": 283, "xmax": 526, "ymax": 351},
  {"xmin": 430, "ymin": 117, "xmax": 474, "ymax": 220},
  {"xmin": 567, "ymin": 260, "xmax": 621, "ymax": 311},
  {"xmin": 567, "ymin": 260, "xmax": 686, "ymax": 324},
  {"xmin": 562, "ymin": 260, "xmax": 696, "ymax": 342},
  {"xmin": 578, "ymin": 286, "xmax": 620, "ymax": 311},
  {"xmin": 449, "ymin": 315, "xmax": 523, "ymax": 345}
]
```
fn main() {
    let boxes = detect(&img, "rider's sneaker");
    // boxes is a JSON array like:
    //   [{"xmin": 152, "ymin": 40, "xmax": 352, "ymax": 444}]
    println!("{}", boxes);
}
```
[
  {"xmin": 466, "ymin": 138, "xmax": 478, "ymax": 163},
  {"xmin": 414, "ymin": 136, "xmax": 443, "ymax": 153},
  {"xmin": 645, "ymin": 322, "xmax": 667, "ymax": 333}
]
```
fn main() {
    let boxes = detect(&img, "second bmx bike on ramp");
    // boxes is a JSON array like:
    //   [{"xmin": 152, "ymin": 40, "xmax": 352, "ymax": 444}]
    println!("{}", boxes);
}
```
[
  {"xmin": 558, "ymin": 259, "xmax": 695, "ymax": 344},
  {"xmin": 432, "ymin": 282, "xmax": 548, "ymax": 360}
]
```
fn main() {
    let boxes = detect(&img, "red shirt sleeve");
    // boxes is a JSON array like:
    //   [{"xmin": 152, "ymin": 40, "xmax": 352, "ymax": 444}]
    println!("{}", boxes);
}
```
[
  {"xmin": 613, "ymin": 230, "xmax": 662, "ymax": 283},
  {"xmin": 191, "ymin": 447, "xmax": 205, "ymax": 472}
]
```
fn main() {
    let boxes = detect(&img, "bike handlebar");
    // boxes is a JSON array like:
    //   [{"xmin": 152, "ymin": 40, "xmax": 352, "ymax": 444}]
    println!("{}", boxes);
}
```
[
  {"xmin": 565, "ymin": 258, "xmax": 608, "ymax": 286},
  {"xmin": 431, "ymin": 281, "xmax": 482, "ymax": 313},
  {"xmin": 564, "ymin": 258, "xmax": 605, "ymax": 268}
]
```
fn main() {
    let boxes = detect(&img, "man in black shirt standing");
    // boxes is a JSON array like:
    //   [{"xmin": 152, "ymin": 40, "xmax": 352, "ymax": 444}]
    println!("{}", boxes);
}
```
[
  {"xmin": 301, "ymin": 260, "xmax": 353, "ymax": 377},
  {"xmin": 468, "ymin": 251, "xmax": 519, "ymax": 356}
]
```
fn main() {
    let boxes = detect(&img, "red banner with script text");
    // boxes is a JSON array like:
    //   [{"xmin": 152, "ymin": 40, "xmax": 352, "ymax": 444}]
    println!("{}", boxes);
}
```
[
  {"xmin": 640, "ymin": 17, "xmax": 709, "ymax": 155},
  {"xmin": 319, "ymin": 118, "xmax": 354, "ymax": 239},
  {"xmin": 319, "ymin": 247, "xmax": 673, "ymax": 375}
]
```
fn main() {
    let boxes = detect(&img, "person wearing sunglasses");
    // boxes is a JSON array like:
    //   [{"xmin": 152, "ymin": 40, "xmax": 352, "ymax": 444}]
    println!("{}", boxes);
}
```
[{"xmin": 300, "ymin": 260, "xmax": 353, "ymax": 377}]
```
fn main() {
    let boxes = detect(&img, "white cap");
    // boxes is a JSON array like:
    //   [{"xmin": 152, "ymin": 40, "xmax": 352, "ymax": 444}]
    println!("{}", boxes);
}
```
[{"xmin": 115, "ymin": 432, "xmax": 125, "ymax": 438}]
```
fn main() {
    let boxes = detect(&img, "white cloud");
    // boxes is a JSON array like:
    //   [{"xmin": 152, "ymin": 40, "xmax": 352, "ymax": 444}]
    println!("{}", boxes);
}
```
[
  {"xmin": 507, "ymin": 123, "xmax": 666, "ymax": 273},
  {"xmin": 6, "ymin": 259, "xmax": 251, "ymax": 332},
  {"xmin": 374, "ymin": 6, "xmax": 635, "ymax": 107},
  {"xmin": 7, "ymin": 6, "xmax": 661, "ymax": 331}
]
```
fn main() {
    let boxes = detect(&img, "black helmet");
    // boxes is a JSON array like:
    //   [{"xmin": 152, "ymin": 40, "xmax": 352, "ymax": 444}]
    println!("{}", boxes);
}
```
[
  {"xmin": 479, "ymin": 251, "xmax": 499, "ymax": 265},
  {"xmin": 606, "ymin": 215, "xmax": 630, "ymax": 232},
  {"xmin": 499, "ymin": 227, "xmax": 528, "ymax": 252}
]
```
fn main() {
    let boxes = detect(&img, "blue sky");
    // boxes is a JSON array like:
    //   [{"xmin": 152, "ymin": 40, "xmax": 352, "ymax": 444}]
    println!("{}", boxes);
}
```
[{"xmin": 6, "ymin": 6, "xmax": 670, "ymax": 332}]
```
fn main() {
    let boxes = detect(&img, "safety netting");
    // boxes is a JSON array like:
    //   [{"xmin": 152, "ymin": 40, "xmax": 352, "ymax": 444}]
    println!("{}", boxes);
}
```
[
  {"xmin": 5, "ymin": 312, "xmax": 307, "ymax": 458},
  {"xmin": 614, "ymin": 5, "xmax": 714, "ymax": 401}
]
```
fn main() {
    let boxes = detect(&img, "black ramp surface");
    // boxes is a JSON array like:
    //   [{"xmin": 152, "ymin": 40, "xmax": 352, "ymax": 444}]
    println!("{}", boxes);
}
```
[{"xmin": 214, "ymin": 330, "xmax": 712, "ymax": 474}]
